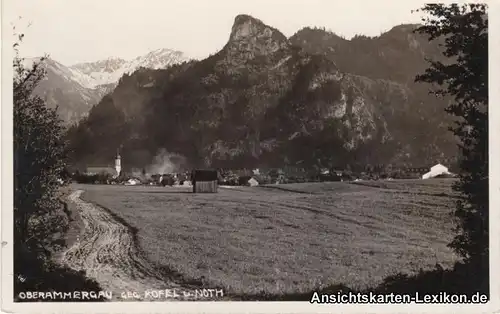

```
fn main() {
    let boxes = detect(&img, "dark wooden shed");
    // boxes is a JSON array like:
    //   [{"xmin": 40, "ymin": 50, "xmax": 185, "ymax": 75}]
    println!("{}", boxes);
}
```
[{"xmin": 191, "ymin": 169, "xmax": 219, "ymax": 193}]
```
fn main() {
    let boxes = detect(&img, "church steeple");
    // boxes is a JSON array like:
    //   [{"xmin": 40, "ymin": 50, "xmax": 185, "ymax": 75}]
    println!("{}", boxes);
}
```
[{"xmin": 115, "ymin": 148, "xmax": 121, "ymax": 177}]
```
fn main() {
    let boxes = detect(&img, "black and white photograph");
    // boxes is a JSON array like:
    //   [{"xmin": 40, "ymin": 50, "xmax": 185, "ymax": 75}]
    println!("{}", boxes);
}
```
[{"xmin": 1, "ymin": 0, "xmax": 496, "ymax": 312}]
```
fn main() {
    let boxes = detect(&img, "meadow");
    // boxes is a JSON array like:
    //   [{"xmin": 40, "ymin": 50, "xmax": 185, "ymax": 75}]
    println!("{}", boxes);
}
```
[{"xmin": 78, "ymin": 179, "xmax": 461, "ymax": 296}]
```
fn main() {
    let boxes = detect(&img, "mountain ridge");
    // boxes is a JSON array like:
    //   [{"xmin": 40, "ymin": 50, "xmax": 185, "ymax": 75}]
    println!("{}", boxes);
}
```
[
  {"xmin": 70, "ymin": 48, "xmax": 188, "ymax": 87},
  {"xmin": 27, "ymin": 48, "xmax": 190, "ymax": 124},
  {"xmin": 66, "ymin": 15, "xmax": 458, "ymax": 170}
]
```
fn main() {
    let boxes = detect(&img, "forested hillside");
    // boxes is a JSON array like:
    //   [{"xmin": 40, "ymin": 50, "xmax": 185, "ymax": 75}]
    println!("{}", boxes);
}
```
[{"xmin": 66, "ymin": 15, "xmax": 458, "ymax": 171}]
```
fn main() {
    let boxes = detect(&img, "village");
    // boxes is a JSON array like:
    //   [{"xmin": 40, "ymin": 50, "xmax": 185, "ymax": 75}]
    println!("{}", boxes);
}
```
[{"xmin": 68, "ymin": 151, "xmax": 458, "ymax": 192}]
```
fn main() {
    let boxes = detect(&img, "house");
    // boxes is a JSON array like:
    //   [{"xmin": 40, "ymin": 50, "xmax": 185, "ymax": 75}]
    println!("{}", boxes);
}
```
[
  {"xmin": 268, "ymin": 169, "xmax": 285, "ymax": 184},
  {"xmin": 125, "ymin": 178, "xmax": 141, "ymax": 185},
  {"xmin": 191, "ymin": 169, "xmax": 218, "ymax": 193},
  {"xmin": 247, "ymin": 177, "xmax": 259, "ymax": 187},
  {"xmin": 318, "ymin": 169, "xmax": 342, "ymax": 182},
  {"xmin": 160, "ymin": 175, "xmax": 175, "ymax": 186},
  {"xmin": 320, "ymin": 168, "xmax": 330, "ymax": 175},
  {"xmin": 332, "ymin": 169, "xmax": 343, "ymax": 177},
  {"xmin": 422, "ymin": 163, "xmax": 453, "ymax": 180}
]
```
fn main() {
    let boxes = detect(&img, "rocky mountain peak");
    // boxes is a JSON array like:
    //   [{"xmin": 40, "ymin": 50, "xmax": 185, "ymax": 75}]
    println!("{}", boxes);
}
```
[
  {"xmin": 228, "ymin": 14, "xmax": 288, "ymax": 44},
  {"xmin": 222, "ymin": 14, "xmax": 290, "ymax": 67}
]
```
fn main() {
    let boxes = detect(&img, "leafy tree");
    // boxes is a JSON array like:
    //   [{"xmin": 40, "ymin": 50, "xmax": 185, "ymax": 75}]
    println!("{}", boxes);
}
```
[
  {"xmin": 13, "ymin": 30, "xmax": 104, "ymax": 301},
  {"xmin": 13, "ymin": 34, "xmax": 67, "ymax": 257},
  {"xmin": 414, "ymin": 4, "xmax": 488, "ymax": 273}
]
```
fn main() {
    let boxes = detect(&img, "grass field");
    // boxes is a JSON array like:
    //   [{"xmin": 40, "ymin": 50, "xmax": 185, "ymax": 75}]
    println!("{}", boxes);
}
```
[{"xmin": 78, "ymin": 179, "xmax": 461, "ymax": 296}]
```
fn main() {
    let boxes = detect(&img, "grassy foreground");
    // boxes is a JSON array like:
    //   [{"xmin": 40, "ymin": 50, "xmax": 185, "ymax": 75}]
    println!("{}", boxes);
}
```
[{"xmin": 79, "ymin": 179, "xmax": 461, "ymax": 297}]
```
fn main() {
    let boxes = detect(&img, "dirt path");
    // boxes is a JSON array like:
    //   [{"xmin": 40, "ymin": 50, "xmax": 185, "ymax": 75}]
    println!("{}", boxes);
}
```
[{"xmin": 61, "ymin": 190, "xmax": 206, "ymax": 301}]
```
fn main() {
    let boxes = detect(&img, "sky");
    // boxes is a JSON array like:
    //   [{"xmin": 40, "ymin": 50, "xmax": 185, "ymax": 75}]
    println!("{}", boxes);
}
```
[{"xmin": 4, "ymin": 0, "xmax": 428, "ymax": 66}]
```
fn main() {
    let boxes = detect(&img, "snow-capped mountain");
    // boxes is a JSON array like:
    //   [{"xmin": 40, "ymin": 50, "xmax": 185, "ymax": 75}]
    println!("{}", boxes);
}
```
[
  {"xmin": 25, "ymin": 56, "xmax": 101, "ymax": 90},
  {"xmin": 24, "ymin": 57, "xmax": 106, "ymax": 124},
  {"xmin": 70, "ymin": 57, "xmax": 127, "ymax": 76},
  {"xmin": 25, "ymin": 48, "xmax": 189, "ymax": 125},
  {"xmin": 70, "ymin": 48, "xmax": 187, "ymax": 88}
]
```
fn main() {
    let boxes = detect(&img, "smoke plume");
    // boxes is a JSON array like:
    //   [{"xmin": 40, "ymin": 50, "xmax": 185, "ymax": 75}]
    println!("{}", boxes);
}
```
[
  {"xmin": 130, "ymin": 168, "xmax": 148, "ymax": 181},
  {"xmin": 147, "ymin": 149, "xmax": 188, "ymax": 175}
]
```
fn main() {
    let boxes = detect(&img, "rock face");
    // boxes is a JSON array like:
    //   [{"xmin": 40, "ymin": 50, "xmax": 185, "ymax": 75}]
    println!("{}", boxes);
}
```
[{"xmin": 66, "ymin": 15, "xmax": 458, "ymax": 171}]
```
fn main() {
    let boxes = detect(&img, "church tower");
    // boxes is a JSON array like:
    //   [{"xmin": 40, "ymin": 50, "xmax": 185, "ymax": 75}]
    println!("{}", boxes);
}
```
[{"xmin": 115, "ymin": 149, "xmax": 121, "ymax": 177}]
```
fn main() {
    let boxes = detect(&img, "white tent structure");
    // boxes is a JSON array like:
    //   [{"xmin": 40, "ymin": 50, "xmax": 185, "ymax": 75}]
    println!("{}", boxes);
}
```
[{"xmin": 422, "ymin": 163, "xmax": 453, "ymax": 179}]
